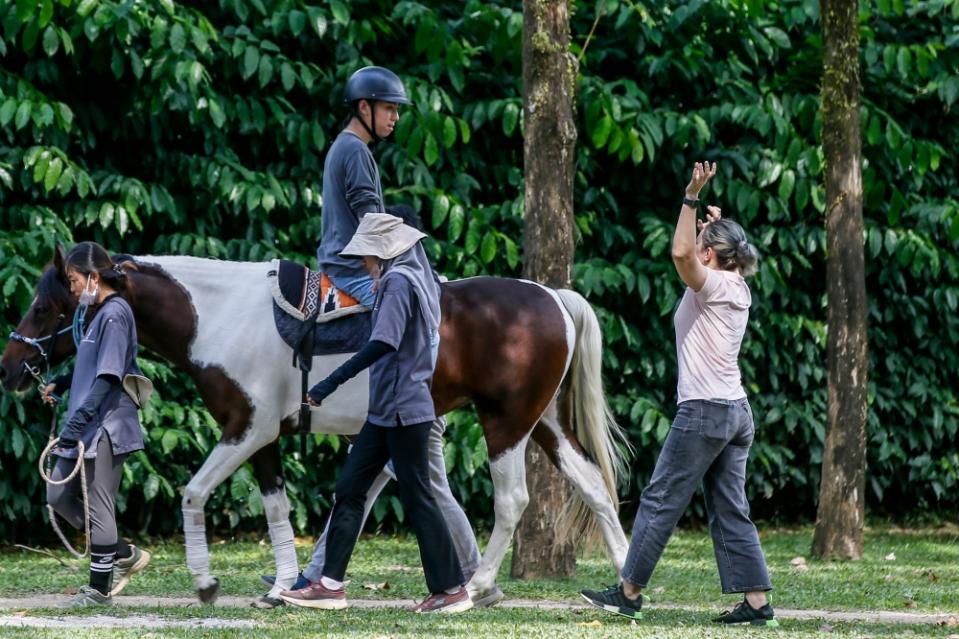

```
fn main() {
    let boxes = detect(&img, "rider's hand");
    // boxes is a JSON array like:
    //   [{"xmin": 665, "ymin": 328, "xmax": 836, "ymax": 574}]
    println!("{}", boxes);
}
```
[{"xmin": 684, "ymin": 161, "xmax": 717, "ymax": 199}]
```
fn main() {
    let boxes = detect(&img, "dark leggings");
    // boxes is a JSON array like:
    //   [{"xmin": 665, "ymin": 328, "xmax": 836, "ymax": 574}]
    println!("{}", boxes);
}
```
[{"xmin": 322, "ymin": 420, "xmax": 464, "ymax": 594}]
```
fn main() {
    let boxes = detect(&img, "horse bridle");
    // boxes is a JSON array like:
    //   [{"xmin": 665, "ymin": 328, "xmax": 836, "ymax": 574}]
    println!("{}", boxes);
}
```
[{"xmin": 8, "ymin": 314, "xmax": 71, "ymax": 391}]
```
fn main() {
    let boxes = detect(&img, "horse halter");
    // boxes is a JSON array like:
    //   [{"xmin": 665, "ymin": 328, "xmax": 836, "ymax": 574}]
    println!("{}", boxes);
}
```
[{"xmin": 8, "ymin": 313, "xmax": 71, "ymax": 389}]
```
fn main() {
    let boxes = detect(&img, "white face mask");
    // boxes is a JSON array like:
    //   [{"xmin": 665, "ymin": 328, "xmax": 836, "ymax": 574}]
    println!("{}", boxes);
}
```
[{"xmin": 78, "ymin": 274, "xmax": 99, "ymax": 306}]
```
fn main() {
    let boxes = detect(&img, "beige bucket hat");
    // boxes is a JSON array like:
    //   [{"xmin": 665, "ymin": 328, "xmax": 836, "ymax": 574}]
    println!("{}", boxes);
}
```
[{"xmin": 340, "ymin": 212, "xmax": 427, "ymax": 260}]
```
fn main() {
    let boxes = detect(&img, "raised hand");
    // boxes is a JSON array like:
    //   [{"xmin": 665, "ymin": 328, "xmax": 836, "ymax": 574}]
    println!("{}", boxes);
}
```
[{"xmin": 685, "ymin": 161, "xmax": 717, "ymax": 198}]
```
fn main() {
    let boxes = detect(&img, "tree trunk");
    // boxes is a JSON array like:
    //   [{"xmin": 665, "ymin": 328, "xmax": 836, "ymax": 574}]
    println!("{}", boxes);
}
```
[
  {"xmin": 812, "ymin": 0, "xmax": 869, "ymax": 560},
  {"xmin": 511, "ymin": 0, "xmax": 578, "ymax": 578}
]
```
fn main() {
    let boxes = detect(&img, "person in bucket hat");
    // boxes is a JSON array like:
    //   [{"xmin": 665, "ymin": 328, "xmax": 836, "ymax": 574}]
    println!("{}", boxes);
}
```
[{"xmin": 281, "ymin": 214, "xmax": 472, "ymax": 614}]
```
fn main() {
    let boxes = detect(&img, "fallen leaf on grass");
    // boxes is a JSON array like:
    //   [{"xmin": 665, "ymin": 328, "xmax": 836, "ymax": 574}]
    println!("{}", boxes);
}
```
[
  {"xmin": 790, "ymin": 556, "xmax": 809, "ymax": 572},
  {"xmin": 577, "ymin": 620, "xmax": 603, "ymax": 627},
  {"xmin": 652, "ymin": 587, "xmax": 665, "ymax": 594},
  {"xmin": 12, "ymin": 611, "xmax": 29, "ymax": 617},
  {"xmin": 924, "ymin": 570, "xmax": 938, "ymax": 582},
  {"xmin": 363, "ymin": 582, "xmax": 391, "ymax": 591},
  {"xmin": 903, "ymin": 596, "xmax": 918, "ymax": 609},
  {"xmin": 883, "ymin": 574, "xmax": 895, "ymax": 582},
  {"xmin": 948, "ymin": 635, "xmax": 959, "ymax": 639},
  {"xmin": 819, "ymin": 623, "xmax": 833, "ymax": 632},
  {"xmin": 937, "ymin": 616, "xmax": 958, "ymax": 627},
  {"xmin": 885, "ymin": 552, "xmax": 896, "ymax": 561},
  {"xmin": 385, "ymin": 565, "xmax": 418, "ymax": 573},
  {"xmin": 61, "ymin": 587, "xmax": 77, "ymax": 595}
]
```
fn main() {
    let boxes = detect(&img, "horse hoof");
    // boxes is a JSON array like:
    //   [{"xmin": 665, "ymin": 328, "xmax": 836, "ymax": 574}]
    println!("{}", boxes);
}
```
[
  {"xmin": 472, "ymin": 586, "xmax": 505, "ymax": 608},
  {"xmin": 251, "ymin": 595, "xmax": 285, "ymax": 609},
  {"xmin": 197, "ymin": 577, "xmax": 221, "ymax": 604}
]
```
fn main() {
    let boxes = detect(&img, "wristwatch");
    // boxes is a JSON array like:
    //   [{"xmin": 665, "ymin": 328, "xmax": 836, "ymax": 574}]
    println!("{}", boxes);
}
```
[{"xmin": 682, "ymin": 196, "xmax": 699, "ymax": 208}]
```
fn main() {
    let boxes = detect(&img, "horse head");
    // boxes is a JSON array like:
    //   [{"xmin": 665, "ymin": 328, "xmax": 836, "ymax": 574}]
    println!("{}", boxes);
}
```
[{"xmin": 0, "ymin": 245, "xmax": 78, "ymax": 393}]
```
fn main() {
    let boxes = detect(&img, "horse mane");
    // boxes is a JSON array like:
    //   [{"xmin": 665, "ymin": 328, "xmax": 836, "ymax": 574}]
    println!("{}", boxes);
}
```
[{"xmin": 36, "ymin": 265, "xmax": 72, "ymax": 309}]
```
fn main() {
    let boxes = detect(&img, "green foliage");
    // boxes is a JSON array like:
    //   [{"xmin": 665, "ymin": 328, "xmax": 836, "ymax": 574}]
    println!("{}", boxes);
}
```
[{"xmin": 1, "ymin": 0, "xmax": 957, "ymax": 541}]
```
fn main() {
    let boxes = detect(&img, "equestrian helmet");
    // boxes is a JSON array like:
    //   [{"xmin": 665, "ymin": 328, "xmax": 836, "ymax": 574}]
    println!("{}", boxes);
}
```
[{"xmin": 344, "ymin": 66, "xmax": 412, "ymax": 105}]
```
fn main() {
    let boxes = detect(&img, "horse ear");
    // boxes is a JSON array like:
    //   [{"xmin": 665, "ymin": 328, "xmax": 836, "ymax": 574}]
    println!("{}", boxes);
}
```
[{"xmin": 53, "ymin": 243, "xmax": 66, "ymax": 273}]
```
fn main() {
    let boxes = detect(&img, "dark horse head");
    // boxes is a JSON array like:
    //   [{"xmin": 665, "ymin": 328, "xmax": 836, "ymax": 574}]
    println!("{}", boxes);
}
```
[{"xmin": 1, "ymin": 245, "xmax": 78, "ymax": 393}]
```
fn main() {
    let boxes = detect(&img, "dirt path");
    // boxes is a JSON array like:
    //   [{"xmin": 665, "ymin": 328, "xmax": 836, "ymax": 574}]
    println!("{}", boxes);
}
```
[{"xmin": 0, "ymin": 595, "xmax": 955, "ymax": 627}]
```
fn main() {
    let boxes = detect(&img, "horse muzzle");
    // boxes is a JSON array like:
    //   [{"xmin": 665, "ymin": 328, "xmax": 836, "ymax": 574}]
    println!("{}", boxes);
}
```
[{"xmin": 0, "ymin": 351, "xmax": 38, "ymax": 393}]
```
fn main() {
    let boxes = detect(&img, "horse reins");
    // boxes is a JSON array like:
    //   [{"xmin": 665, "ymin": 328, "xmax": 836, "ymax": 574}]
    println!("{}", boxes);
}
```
[{"xmin": 10, "ymin": 315, "xmax": 92, "ymax": 558}]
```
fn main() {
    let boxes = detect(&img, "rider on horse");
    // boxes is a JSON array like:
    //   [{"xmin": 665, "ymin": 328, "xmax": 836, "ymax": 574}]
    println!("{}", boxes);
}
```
[{"xmin": 278, "ymin": 66, "xmax": 492, "ymax": 607}]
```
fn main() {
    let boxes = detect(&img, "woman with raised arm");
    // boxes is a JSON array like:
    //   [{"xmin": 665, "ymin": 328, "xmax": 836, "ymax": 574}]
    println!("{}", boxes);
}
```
[{"xmin": 581, "ymin": 162, "xmax": 777, "ymax": 626}]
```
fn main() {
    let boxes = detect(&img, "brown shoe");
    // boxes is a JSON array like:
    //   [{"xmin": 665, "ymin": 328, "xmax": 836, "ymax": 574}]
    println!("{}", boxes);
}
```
[
  {"xmin": 411, "ymin": 586, "xmax": 473, "ymax": 613},
  {"xmin": 279, "ymin": 581, "xmax": 347, "ymax": 610}
]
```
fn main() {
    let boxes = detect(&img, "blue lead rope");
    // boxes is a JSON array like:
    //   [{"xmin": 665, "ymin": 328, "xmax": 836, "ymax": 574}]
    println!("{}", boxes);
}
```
[{"xmin": 71, "ymin": 304, "xmax": 88, "ymax": 348}]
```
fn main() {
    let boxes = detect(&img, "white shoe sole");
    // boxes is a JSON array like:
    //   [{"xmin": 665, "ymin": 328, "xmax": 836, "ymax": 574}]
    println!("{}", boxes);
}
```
[
  {"xmin": 278, "ymin": 594, "xmax": 348, "ymax": 610},
  {"xmin": 415, "ymin": 598, "xmax": 474, "ymax": 614},
  {"xmin": 110, "ymin": 549, "xmax": 152, "ymax": 597}
]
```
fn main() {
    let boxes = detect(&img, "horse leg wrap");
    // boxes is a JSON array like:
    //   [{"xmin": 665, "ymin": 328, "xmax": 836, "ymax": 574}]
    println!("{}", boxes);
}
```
[
  {"xmin": 183, "ymin": 505, "xmax": 217, "ymax": 591},
  {"xmin": 263, "ymin": 491, "xmax": 298, "ymax": 595}
]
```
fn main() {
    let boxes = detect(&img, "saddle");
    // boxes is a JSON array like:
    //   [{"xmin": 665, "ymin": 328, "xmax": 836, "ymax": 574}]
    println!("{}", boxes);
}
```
[{"xmin": 267, "ymin": 259, "xmax": 372, "ymax": 372}]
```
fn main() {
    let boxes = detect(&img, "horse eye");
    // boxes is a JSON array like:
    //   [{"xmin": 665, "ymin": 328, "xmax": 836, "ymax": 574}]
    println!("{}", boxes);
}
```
[{"xmin": 33, "ymin": 305, "xmax": 49, "ymax": 317}]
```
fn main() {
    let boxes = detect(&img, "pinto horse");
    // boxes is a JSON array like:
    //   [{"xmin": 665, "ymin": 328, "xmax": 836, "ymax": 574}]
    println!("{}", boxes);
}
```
[{"xmin": 1, "ymin": 246, "xmax": 630, "ymax": 605}]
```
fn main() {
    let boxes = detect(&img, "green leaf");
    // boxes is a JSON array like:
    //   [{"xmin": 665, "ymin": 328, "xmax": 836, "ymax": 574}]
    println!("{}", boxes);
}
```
[
  {"xmin": 143, "ymin": 474, "xmax": 160, "ymax": 501},
  {"xmin": 116, "ymin": 205, "xmax": 129, "ymax": 235},
  {"xmin": 309, "ymin": 8, "xmax": 327, "ymax": 37},
  {"xmin": 465, "ymin": 219, "xmax": 481, "ymax": 253},
  {"xmin": 479, "ymin": 232, "xmax": 496, "ymax": 264},
  {"xmin": 448, "ymin": 204, "xmax": 465, "ymax": 241},
  {"xmin": 432, "ymin": 194, "xmax": 450, "ymax": 228},
  {"xmin": 159, "ymin": 0, "xmax": 175, "ymax": 15},
  {"xmin": 43, "ymin": 156, "xmax": 62, "ymax": 192},
  {"xmin": 501, "ymin": 102, "xmax": 519, "ymax": 136},
  {"xmin": 288, "ymin": 10, "xmax": 306, "ymax": 36},
  {"xmin": 0, "ymin": 99, "xmax": 16, "ymax": 127},
  {"xmin": 11, "ymin": 428, "xmax": 24, "ymax": 458},
  {"xmin": 161, "ymin": 429, "xmax": 179, "ymax": 454},
  {"xmin": 242, "ymin": 46, "xmax": 260, "ymax": 80},
  {"xmin": 169, "ymin": 23, "xmax": 186, "ymax": 53},
  {"xmin": 442, "ymin": 116, "xmax": 457, "ymax": 148},
  {"xmin": 778, "ymin": 169, "xmax": 795, "ymax": 201},
  {"xmin": 330, "ymin": 0, "xmax": 349, "ymax": 25},
  {"xmin": 424, "ymin": 133, "xmax": 439, "ymax": 166},
  {"xmin": 258, "ymin": 55, "xmax": 274, "ymax": 88},
  {"xmin": 77, "ymin": 0, "xmax": 96, "ymax": 16},
  {"xmin": 280, "ymin": 61, "xmax": 296, "ymax": 92},
  {"xmin": 99, "ymin": 202, "xmax": 115, "ymax": 228},
  {"xmin": 41, "ymin": 25, "xmax": 58, "ymax": 56},
  {"xmin": 896, "ymin": 47, "xmax": 911, "ymax": 79},
  {"xmin": 32, "ymin": 151, "xmax": 50, "ymax": 183},
  {"xmin": 592, "ymin": 115, "xmax": 613, "ymax": 148},
  {"xmin": 209, "ymin": 99, "xmax": 225, "ymax": 128},
  {"xmin": 16, "ymin": 0, "xmax": 37, "ymax": 22}
]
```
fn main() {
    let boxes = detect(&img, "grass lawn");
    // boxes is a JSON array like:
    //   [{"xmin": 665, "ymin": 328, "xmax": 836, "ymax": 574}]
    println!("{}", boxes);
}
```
[{"xmin": 0, "ymin": 524, "xmax": 956, "ymax": 638}]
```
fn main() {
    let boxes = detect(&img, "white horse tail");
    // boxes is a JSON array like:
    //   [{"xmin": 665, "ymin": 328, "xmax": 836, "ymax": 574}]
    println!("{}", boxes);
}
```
[{"xmin": 554, "ymin": 289, "xmax": 632, "ymax": 546}]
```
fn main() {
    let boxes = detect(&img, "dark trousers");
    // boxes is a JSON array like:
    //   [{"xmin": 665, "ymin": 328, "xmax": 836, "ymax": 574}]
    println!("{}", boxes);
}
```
[
  {"xmin": 622, "ymin": 399, "xmax": 772, "ymax": 594},
  {"xmin": 322, "ymin": 420, "xmax": 464, "ymax": 594}
]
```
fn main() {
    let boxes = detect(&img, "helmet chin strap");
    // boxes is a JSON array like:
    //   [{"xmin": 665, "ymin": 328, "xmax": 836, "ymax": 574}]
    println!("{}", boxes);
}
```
[{"xmin": 355, "ymin": 100, "xmax": 381, "ymax": 143}]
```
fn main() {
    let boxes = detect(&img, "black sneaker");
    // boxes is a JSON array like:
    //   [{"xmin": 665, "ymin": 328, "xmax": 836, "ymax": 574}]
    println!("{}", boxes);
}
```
[
  {"xmin": 712, "ymin": 599, "xmax": 779, "ymax": 627},
  {"xmin": 580, "ymin": 584, "xmax": 643, "ymax": 620}
]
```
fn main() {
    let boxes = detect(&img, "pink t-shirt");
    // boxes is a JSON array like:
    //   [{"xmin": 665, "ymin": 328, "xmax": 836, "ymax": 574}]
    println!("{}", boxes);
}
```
[{"xmin": 673, "ymin": 268, "xmax": 751, "ymax": 403}]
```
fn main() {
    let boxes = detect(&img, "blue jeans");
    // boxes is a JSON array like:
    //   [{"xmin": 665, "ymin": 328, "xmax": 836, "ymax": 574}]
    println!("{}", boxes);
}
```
[
  {"xmin": 622, "ymin": 398, "xmax": 772, "ymax": 594},
  {"xmin": 329, "ymin": 274, "xmax": 376, "ymax": 309}
]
